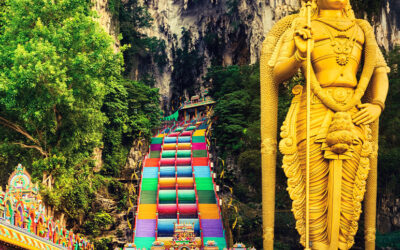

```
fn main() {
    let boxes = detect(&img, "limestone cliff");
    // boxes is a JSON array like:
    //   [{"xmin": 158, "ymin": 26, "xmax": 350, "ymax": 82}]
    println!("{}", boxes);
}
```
[
  {"xmin": 90, "ymin": 0, "xmax": 400, "ymax": 246},
  {"xmin": 92, "ymin": 0, "xmax": 120, "ymax": 51},
  {"xmin": 92, "ymin": 0, "xmax": 400, "ymax": 103},
  {"xmin": 137, "ymin": 0, "xmax": 399, "ymax": 102},
  {"xmin": 374, "ymin": 0, "xmax": 400, "ymax": 51}
]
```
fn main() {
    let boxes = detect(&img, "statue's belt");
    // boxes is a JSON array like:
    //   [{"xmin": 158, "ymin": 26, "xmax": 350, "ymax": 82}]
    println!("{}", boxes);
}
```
[{"xmin": 303, "ymin": 86, "xmax": 359, "ymax": 107}]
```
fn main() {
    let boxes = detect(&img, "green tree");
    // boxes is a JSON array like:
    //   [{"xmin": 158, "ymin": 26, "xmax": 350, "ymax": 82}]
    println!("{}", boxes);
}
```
[
  {"xmin": 102, "ymin": 79, "xmax": 160, "ymax": 176},
  {"xmin": 83, "ymin": 211, "xmax": 113, "ymax": 237},
  {"xmin": 207, "ymin": 64, "xmax": 260, "ymax": 154},
  {"xmin": 171, "ymin": 28, "xmax": 203, "ymax": 105},
  {"xmin": 0, "ymin": 1, "xmax": 161, "ymax": 239},
  {"xmin": 111, "ymin": 0, "xmax": 167, "ymax": 78},
  {"xmin": 206, "ymin": 64, "xmax": 263, "ymax": 247},
  {"xmin": 207, "ymin": 63, "xmax": 300, "ymax": 248},
  {"xmin": 378, "ymin": 46, "xmax": 400, "ymax": 195},
  {"xmin": 0, "ymin": 0, "xmax": 121, "ymax": 223}
]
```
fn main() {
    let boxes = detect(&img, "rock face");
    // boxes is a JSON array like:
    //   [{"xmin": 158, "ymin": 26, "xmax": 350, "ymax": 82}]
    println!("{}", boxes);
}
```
[
  {"xmin": 92, "ymin": 0, "xmax": 120, "ymax": 51},
  {"xmin": 377, "ymin": 194, "xmax": 400, "ymax": 234},
  {"xmin": 374, "ymin": 0, "xmax": 400, "ymax": 51},
  {"xmin": 139, "ymin": 0, "xmax": 282, "ymax": 101},
  {"xmin": 136, "ymin": 0, "xmax": 399, "ymax": 102},
  {"xmin": 92, "ymin": 0, "xmax": 400, "ymax": 101}
]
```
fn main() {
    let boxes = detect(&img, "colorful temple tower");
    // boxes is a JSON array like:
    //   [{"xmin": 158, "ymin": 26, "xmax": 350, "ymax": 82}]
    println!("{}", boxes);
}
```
[
  {"xmin": 0, "ymin": 164, "xmax": 93, "ymax": 249},
  {"xmin": 128, "ymin": 93, "xmax": 227, "ymax": 249},
  {"xmin": 171, "ymin": 223, "xmax": 197, "ymax": 249}
]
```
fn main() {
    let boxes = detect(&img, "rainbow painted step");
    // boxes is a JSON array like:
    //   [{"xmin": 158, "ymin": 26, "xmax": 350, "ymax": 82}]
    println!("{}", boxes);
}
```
[{"xmin": 133, "ymin": 119, "xmax": 227, "ymax": 249}]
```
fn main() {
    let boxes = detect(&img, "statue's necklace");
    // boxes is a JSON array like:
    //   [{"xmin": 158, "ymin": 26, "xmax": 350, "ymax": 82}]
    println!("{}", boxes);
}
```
[
  {"xmin": 314, "ymin": 18, "xmax": 355, "ymax": 32},
  {"xmin": 315, "ymin": 19, "xmax": 357, "ymax": 66},
  {"xmin": 308, "ymin": 19, "xmax": 376, "ymax": 113}
]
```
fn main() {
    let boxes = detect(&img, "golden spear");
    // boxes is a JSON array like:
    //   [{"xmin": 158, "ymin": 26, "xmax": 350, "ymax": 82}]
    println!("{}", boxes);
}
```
[{"xmin": 305, "ymin": 0, "xmax": 312, "ymax": 249}]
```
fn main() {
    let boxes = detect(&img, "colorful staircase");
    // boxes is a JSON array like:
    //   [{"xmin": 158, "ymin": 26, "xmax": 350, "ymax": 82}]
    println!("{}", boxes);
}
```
[{"xmin": 133, "ymin": 119, "xmax": 227, "ymax": 249}]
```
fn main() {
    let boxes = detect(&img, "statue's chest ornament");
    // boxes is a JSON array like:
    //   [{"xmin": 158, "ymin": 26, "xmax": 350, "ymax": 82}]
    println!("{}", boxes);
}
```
[
  {"xmin": 315, "ymin": 19, "xmax": 357, "ymax": 66},
  {"xmin": 332, "ymin": 37, "xmax": 353, "ymax": 66}
]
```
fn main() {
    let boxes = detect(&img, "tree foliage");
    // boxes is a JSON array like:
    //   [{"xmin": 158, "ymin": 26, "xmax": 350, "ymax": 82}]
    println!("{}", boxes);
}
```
[
  {"xmin": 0, "ymin": 0, "xmax": 120, "ymax": 160},
  {"xmin": 378, "ymin": 46, "xmax": 400, "ymax": 195},
  {"xmin": 0, "ymin": 0, "xmax": 160, "ymax": 238},
  {"xmin": 111, "ymin": 0, "xmax": 167, "ymax": 79},
  {"xmin": 102, "ymin": 79, "xmax": 160, "ymax": 176},
  {"xmin": 207, "ymin": 65, "xmax": 259, "ymax": 153},
  {"xmin": 83, "ymin": 211, "xmax": 113, "ymax": 237},
  {"xmin": 207, "ymin": 63, "xmax": 300, "ymax": 248},
  {"xmin": 0, "ymin": 0, "xmax": 121, "ymax": 218},
  {"xmin": 171, "ymin": 28, "xmax": 203, "ymax": 105},
  {"xmin": 206, "ymin": 64, "xmax": 266, "ymax": 248}
]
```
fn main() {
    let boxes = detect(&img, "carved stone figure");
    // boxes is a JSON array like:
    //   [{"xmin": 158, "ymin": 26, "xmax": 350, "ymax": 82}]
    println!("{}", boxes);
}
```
[{"xmin": 260, "ymin": 0, "xmax": 389, "ymax": 249}]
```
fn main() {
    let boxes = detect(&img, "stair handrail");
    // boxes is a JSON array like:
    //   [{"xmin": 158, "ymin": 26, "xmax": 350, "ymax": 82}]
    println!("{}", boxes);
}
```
[
  {"xmin": 155, "ymin": 134, "xmax": 165, "ymax": 240},
  {"xmin": 191, "ymin": 126, "xmax": 204, "ymax": 247},
  {"xmin": 205, "ymin": 126, "xmax": 224, "ymax": 220},
  {"xmin": 175, "ymin": 134, "xmax": 179, "ymax": 225},
  {"xmin": 132, "ymin": 153, "xmax": 148, "ymax": 243}
]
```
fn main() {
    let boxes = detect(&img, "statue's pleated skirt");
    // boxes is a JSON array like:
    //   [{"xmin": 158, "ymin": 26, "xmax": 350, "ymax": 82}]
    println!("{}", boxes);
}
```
[{"xmin": 288, "ymin": 93, "xmax": 369, "ymax": 250}]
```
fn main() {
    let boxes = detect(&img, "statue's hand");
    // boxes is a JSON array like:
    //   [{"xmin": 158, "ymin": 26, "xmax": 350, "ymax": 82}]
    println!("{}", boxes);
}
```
[
  {"xmin": 294, "ymin": 21, "xmax": 314, "ymax": 58},
  {"xmin": 352, "ymin": 103, "xmax": 382, "ymax": 125}
]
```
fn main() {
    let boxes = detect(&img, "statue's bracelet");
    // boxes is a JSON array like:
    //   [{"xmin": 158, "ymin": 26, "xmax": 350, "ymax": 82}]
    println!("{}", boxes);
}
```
[
  {"xmin": 294, "ymin": 50, "xmax": 306, "ymax": 62},
  {"xmin": 371, "ymin": 100, "xmax": 385, "ymax": 111}
]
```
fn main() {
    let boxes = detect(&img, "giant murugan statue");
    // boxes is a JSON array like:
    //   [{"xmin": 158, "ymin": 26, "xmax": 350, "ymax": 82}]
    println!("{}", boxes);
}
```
[{"xmin": 260, "ymin": 0, "xmax": 389, "ymax": 249}]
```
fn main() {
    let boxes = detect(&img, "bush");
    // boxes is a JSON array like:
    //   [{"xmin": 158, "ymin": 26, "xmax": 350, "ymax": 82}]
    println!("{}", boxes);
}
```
[{"xmin": 83, "ymin": 212, "xmax": 113, "ymax": 237}]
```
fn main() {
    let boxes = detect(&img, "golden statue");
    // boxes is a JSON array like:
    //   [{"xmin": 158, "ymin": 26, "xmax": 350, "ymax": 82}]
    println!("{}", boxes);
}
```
[{"xmin": 260, "ymin": 0, "xmax": 389, "ymax": 249}]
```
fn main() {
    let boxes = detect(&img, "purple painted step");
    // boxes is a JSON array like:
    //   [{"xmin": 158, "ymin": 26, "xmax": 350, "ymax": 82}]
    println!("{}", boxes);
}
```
[
  {"xmin": 150, "ymin": 144, "xmax": 162, "ymax": 151},
  {"xmin": 201, "ymin": 219, "xmax": 224, "ymax": 237},
  {"xmin": 135, "ymin": 219, "xmax": 156, "ymax": 237}
]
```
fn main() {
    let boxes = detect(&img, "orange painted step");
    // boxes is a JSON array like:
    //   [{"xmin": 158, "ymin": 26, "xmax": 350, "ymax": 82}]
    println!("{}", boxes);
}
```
[
  {"xmin": 163, "ymin": 144, "xmax": 176, "ymax": 150},
  {"xmin": 193, "ymin": 129, "xmax": 206, "ymax": 136},
  {"xmin": 192, "ymin": 157, "xmax": 208, "ymax": 166},
  {"xmin": 144, "ymin": 158, "xmax": 160, "ymax": 167},
  {"xmin": 177, "ymin": 143, "xmax": 191, "ymax": 150},
  {"xmin": 199, "ymin": 204, "xmax": 220, "ymax": 219},
  {"xmin": 177, "ymin": 178, "xmax": 194, "ymax": 188},
  {"xmin": 159, "ymin": 178, "xmax": 176, "ymax": 189},
  {"xmin": 138, "ymin": 204, "xmax": 157, "ymax": 219}
]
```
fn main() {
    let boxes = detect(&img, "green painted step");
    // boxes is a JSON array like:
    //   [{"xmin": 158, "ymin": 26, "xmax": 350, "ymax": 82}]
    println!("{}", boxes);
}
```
[
  {"xmin": 203, "ymin": 237, "xmax": 227, "ymax": 250},
  {"xmin": 192, "ymin": 150, "xmax": 207, "ymax": 157},
  {"xmin": 134, "ymin": 237, "xmax": 155, "ymax": 249},
  {"xmin": 186, "ymin": 126, "xmax": 196, "ymax": 131},
  {"xmin": 141, "ymin": 178, "xmax": 158, "ymax": 190},
  {"xmin": 151, "ymin": 137, "xmax": 163, "ymax": 144},
  {"xmin": 177, "ymin": 150, "xmax": 191, "ymax": 158},
  {"xmin": 175, "ymin": 127, "xmax": 184, "ymax": 132},
  {"xmin": 195, "ymin": 177, "xmax": 214, "ymax": 190},
  {"xmin": 140, "ymin": 190, "xmax": 157, "ymax": 204},
  {"xmin": 197, "ymin": 190, "xmax": 216, "ymax": 204},
  {"xmin": 161, "ymin": 151, "xmax": 176, "ymax": 158},
  {"xmin": 192, "ymin": 136, "xmax": 206, "ymax": 143},
  {"xmin": 149, "ymin": 150, "xmax": 160, "ymax": 158},
  {"xmin": 157, "ymin": 190, "xmax": 198, "ymax": 204},
  {"xmin": 159, "ymin": 190, "xmax": 176, "ymax": 203},
  {"xmin": 178, "ymin": 190, "xmax": 196, "ymax": 203}
]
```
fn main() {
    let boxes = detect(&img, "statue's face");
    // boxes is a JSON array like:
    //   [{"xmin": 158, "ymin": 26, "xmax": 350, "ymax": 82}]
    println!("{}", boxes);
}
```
[{"xmin": 317, "ymin": 0, "xmax": 348, "ymax": 10}]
